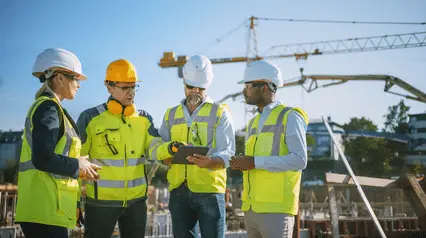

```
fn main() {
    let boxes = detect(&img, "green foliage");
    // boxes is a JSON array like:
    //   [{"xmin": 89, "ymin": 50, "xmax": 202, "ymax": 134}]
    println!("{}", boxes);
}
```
[
  {"xmin": 342, "ymin": 100, "xmax": 411, "ymax": 178},
  {"xmin": 235, "ymin": 134, "xmax": 245, "ymax": 155},
  {"xmin": 342, "ymin": 117, "xmax": 385, "ymax": 176},
  {"xmin": 383, "ymin": 100, "xmax": 410, "ymax": 134}
]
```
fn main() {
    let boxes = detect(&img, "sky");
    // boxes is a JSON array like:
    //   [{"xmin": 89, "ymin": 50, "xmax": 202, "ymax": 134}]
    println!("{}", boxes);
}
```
[{"xmin": 0, "ymin": 0, "xmax": 425, "ymax": 132}]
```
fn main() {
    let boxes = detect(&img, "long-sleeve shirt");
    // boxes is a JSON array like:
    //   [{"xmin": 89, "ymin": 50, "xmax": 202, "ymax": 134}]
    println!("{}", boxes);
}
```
[
  {"xmin": 159, "ymin": 97, "xmax": 236, "ymax": 167},
  {"xmin": 31, "ymin": 92, "xmax": 79, "ymax": 178},
  {"xmin": 253, "ymin": 101, "xmax": 308, "ymax": 172}
]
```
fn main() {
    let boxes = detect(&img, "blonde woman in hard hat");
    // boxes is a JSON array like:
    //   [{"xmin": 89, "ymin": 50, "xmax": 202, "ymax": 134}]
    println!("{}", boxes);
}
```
[
  {"xmin": 159, "ymin": 55, "xmax": 236, "ymax": 238},
  {"xmin": 77, "ymin": 59, "xmax": 184, "ymax": 238},
  {"xmin": 230, "ymin": 60, "xmax": 309, "ymax": 238},
  {"xmin": 15, "ymin": 48, "xmax": 101, "ymax": 238}
]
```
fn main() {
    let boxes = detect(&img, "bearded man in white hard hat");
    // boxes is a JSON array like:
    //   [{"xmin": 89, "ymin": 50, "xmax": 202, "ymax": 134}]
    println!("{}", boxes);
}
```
[
  {"xmin": 159, "ymin": 55, "xmax": 236, "ymax": 238},
  {"xmin": 230, "ymin": 60, "xmax": 309, "ymax": 238}
]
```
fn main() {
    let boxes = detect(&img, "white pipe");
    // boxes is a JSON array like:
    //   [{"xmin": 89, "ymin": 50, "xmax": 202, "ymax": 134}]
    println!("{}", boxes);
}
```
[{"xmin": 322, "ymin": 116, "xmax": 387, "ymax": 238}]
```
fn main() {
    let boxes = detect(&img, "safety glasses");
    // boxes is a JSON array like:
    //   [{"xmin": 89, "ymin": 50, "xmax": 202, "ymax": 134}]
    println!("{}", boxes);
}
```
[
  {"xmin": 55, "ymin": 72, "xmax": 80, "ymax": 81},
  {"xmin": 244, "ymin": 82, "xmax": 268, "ymax": 90},
  {"xmin": 185, "ymin": 83, "xmax": 205, "ymax": 91},
  {"xmin": 114, "ymin": 84, "xmax": 140, "ymax": 93}
]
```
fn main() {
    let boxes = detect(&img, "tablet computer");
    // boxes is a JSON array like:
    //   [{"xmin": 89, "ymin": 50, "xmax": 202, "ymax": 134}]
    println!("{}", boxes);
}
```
[{"xmin": 172, "ymin": 146, "xmax": 209, "ymax": 165}]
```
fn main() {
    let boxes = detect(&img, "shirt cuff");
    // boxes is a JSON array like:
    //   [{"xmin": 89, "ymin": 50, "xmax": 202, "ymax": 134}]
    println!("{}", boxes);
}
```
[
  {"xmin": 211, "ymin": 153, "xmax": 230, "ymax": 168},
  {"xmin": 72, "ymin": 167, "xmax": 79, "ymax": 179},
  {"xmin": 254, "ymin": 156, "xmax": 267, "ymax": 170}
]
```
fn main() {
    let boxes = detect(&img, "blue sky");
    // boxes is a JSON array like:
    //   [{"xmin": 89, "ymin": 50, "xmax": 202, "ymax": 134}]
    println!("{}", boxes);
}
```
[{"xmin": 0, "ymin": 0, "xmax": 425, "ymax": 131}]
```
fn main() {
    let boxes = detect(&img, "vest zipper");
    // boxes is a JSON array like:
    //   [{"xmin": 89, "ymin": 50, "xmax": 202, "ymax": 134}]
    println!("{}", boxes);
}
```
[{"xmin": 123, "ymin": 116, "xmax": 128, "ymax": 207}]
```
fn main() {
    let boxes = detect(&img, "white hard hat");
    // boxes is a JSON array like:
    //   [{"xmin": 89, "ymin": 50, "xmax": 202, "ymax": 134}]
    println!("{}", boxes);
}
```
[
  {"xmin": 238, "ymin": 60, "xmax": 283, "ymax": 87},
  {"xmin": 32, "ymin": 48, "xmax": 87, "ymax": 80},
  {"xmin": 182, "ymin": 55, "xmax": 213, "ymax": 89}
]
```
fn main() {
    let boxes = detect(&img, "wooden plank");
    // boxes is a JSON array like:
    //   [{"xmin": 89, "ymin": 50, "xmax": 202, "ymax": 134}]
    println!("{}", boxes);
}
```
[
  {"xmin": 327, "ymin": 185, "xmax": 340, "ymax": 238},
  {"xmin": 326, "ymin": 172, "xmax": 398, "ymax": 188},
  {"xmin": 292, "ymin": 202, "xmax": 300, "ymax": 238},
  {"xmin": 398, "ymin": 173, "xmax": 426, "ymax": 231}
]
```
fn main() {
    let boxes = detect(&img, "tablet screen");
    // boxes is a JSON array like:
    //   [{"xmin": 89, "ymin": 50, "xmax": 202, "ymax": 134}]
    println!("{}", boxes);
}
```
[{"xmin": 172, "ymin": 146, "xmax": 209, "ymax": 165}]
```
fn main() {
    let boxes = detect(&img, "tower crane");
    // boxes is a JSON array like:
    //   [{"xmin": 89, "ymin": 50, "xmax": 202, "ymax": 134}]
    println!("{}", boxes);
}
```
[
  {"xmin": 158, "ymin": 15, "xmax": 426, "ymax": 126},
  {"xmin": 159, "ymin": 30, "xmax": 426, "ymax": 70},
  {"xmin": 159, "ymin": 17, "xmax": 426, "ymax": 75}
]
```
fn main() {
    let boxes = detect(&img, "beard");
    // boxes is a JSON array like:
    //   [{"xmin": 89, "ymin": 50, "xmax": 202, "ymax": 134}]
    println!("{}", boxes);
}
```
[{"xmin": 187, "ymin": 94, "xmax": 203, "ymax": 106}]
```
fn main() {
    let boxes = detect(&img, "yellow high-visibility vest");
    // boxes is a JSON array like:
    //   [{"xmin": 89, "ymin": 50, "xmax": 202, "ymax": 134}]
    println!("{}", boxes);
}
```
[
  {"xmin": 165, "ymin": 102, "xmax": 226, "ymax": 193},
  {"xmin": 15, "ymin": 96, "xmax": 81, "ymax": 228},
  {"xmin": 241, "ymin": 104, "xmax": 309, "ymax": 215},
  {"xmin": 79, "ymin": 104, "xmax": 173, "ymax": 207}
]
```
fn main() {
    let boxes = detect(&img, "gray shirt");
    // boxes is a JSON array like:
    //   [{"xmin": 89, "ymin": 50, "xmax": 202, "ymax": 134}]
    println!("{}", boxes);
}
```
[{"xmin": 253, "ymin": 101, "xmax": 308, "ymax": 172}]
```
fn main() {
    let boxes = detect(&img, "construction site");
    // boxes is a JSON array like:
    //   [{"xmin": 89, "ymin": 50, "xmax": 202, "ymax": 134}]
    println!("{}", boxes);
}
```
[{"xmin": 1, "ymin": 4, "xmax": 426, "ymax": 238}]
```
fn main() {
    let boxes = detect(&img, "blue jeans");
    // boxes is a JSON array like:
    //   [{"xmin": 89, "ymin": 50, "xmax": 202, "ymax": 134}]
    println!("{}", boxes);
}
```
[{"xmin": 169, "ymin": 184, "xmax": 225, "ymax": 238}]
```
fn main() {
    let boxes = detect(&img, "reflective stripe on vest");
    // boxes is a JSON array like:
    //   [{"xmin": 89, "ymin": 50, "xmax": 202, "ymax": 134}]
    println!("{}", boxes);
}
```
[
  {"xmin": 87, "ymin": 177, "xmax": 146, "ymax": 188},
  {"xmin": 167, "ymin": 103, "xmax": 220, "ymax": 145},
  {"xmin": 91, "ymin": 157, "xmax": 146, "ymax": 167}
]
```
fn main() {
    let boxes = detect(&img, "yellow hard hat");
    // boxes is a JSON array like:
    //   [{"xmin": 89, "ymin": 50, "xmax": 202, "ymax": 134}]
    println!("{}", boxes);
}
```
[{"xmin": 105, "ymin": 59, "xmax": 141, "ymax": 83}]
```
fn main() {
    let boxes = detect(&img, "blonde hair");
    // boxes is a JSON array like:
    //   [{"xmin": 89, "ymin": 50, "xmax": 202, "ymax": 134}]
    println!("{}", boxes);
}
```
[{"xmin": 35, "ymin": 78, "xmax": 54, "ymax": 99}]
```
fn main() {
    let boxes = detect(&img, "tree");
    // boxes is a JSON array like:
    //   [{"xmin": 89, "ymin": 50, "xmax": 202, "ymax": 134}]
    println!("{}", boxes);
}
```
[
  {"xmin": 382, "ymin": 100, "xmax": 410, "ymax": 171},
  {"xmin": 342, "ymin": 117, "xmax": 391, "ymax": 177},
  {"xmin": 383, "ymin": 100, "xmax": 410, "ymax": 134}
]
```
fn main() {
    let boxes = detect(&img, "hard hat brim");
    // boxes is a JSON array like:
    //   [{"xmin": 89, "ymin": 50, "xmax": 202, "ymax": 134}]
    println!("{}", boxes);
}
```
[
  {"xmin": 104, "ymin": 79, "xmax": 142, "ymax": 83},
  {"xmin": 237, "ymin": 79, "xmax": 272, "ymax": 84},
  {"xmin": 32, "ymin": 67, "xmax": 88, "ymax": 80},
  {"xmin": 184, "ymin": 79, "xmax": 209, "ymax": 89}
]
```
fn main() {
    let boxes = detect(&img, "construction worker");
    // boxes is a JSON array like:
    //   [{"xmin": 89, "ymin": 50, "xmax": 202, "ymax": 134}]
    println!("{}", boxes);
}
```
[
  {"xmin": 77, "ymin": 59, "xmax": 184, "ymax": 238},
  {"xmin": 230, "ymin": 60, "xmax": 309, "ymax": 238},
  {"xmin": 159, "ymin": 55, "xmax": 236, "ymax": 238},
  {"xmin": 15, "ymin": 48, "xmax": 101, "ymax": 238}
]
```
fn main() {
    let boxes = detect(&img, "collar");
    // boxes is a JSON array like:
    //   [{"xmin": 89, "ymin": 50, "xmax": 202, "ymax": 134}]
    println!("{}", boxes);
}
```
[
  {"xmin": 40, "ymin": 90, "xmax": 61, "ymax": 105},
  {"xmin": 257, "ymin": 100, "xmax": 282, "ymax": 114}
]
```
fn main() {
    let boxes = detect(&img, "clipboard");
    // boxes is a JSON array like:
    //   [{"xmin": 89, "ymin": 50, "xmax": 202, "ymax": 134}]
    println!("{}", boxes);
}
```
[{"xmin": 172, "ymin": 146, "xmax": 209, "ymax": 165}]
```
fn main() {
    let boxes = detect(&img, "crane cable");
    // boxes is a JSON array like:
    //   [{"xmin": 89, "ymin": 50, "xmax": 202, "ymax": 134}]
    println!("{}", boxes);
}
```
[
  {"xmin": 204, "ymin": 19, "xmax": 249, "ymax": 53},
  {"xmin": 256, "ymin": 17, "xmax": 426, "ymax": 25}
]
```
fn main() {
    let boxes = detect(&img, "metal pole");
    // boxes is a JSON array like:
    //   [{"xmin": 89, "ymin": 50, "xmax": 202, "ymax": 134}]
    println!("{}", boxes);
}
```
[
  {"xmin": 3, "ymin": 191, "xmax": 8, "ymax": 224},
  {"xmin": 322, "ymin": 116, "xmax": 387, "ymax": 238}
]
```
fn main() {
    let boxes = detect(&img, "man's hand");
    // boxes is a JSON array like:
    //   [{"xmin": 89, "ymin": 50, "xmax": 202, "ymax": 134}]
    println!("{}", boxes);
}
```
[
  {"xmin": 168, "ymin": 141, "xmax": 187, "ymax": 155},
  {"xmin": 229, "ymin": 155, "xmax": 255, "ymax": 171},
  {"xmin": 162, "ymin": 157, "xmax": 173, "ymax": 166},
  {"xmin": 186, "ymin": 154, "xmax": 225, "ymax": 170}
]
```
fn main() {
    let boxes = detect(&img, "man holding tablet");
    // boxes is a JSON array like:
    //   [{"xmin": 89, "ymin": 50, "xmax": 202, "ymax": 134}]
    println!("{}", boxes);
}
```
[
  {"xmin": 230, "ymin": 60, "xmax": 309, "ymax": 238},
  {"xmin": 159, "ymin": 55, "xmax": 236, "ymax": 238}
]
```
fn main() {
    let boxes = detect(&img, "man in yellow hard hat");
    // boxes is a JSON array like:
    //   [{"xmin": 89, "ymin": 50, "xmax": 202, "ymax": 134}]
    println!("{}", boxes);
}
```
[{"xmin": 77, "ymin": 59, "xmax": 184, "ymax": 238}]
